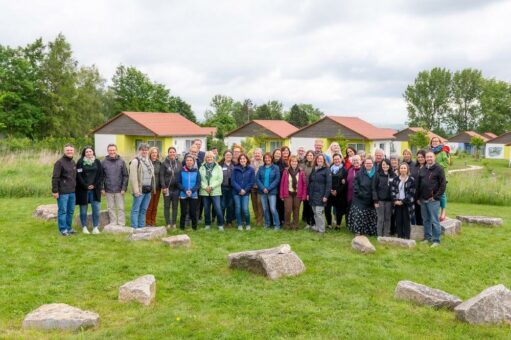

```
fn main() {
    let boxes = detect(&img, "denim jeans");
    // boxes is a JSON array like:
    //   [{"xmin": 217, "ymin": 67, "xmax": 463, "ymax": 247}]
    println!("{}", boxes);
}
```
[
  {"xmin": 421, "ymin": 199, "xmax": 441, "ymax": 243},
  {"xmin": 259, "ymin": 193, "xmax": 280, "ymax": 228},
  {"xmin": 202, "ymin": 195, "xmax": 224, "ymax": 227},
  {"xmin": 131, "ymin": 193, "xmax": 152, "ymax": 228},
  {"xmin": 221, "ymin": 186, "xmax": 235, "ymax": 224},
  {"xmin": 233, "ymin": 193, "xmax": 250, "ymax": 226},
  {"xmin": 80, "ymin": 191, "xmax": 101, "ymax": 227},
  {"xmin": 57, "ymin": 193, "xmax": 75, "ymax": 232}
]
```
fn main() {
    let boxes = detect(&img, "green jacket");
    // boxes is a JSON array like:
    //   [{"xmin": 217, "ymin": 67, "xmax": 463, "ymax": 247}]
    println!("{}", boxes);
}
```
[
  {"xmin": 199, "ymin": 162, "xmax": 223, "ymax": 196},
  {"xmin": 435, "ymin": 151, "xmax": 449, "ymax": 171}
]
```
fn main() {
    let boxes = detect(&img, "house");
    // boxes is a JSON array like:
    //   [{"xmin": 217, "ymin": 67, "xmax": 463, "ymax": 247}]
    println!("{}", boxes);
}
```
[
  {"xmin": 224, "ymin": 120, "xmax": 299, "ymax": 152},
  {"xmin": 91, "ymin": 112, "xmax": 216, "ymax": 157},
  {"xmin": 288, "ymin": 116, "xmax": 396, "ymax": 156},
  {"xmin": 485, "ymin": 131, "xmax": 511, "ymax": 162},
  {"xmin": 393, "ymin": 127, "xmax": 446, "ymax": 155},
  {"xmin": 447, "ymin": 131, "xmax": 491, "ymax": 156}
]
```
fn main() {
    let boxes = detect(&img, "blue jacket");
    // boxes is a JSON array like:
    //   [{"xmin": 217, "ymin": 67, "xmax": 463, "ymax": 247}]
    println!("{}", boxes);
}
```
[
  {"xmin": 255, "ymin": 164, "xmax": 280, "ymax": 195},
  {"xmin": 231, "ymin": 165, "xmax": 255, "ymax": 196},
  {"xmin": 178, "ymin": 166, "xmax": 201, "ymax": 199}
]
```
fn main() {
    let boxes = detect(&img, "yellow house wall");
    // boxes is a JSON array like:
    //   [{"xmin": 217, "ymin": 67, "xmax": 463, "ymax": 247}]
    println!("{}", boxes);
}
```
[
  {"xmin": 505, "ymin": 145, "xmax": 511, "ymax": 160},
  {"xmin": 115, "ymin": 135, "xmax": 172, "ymax": 158}
]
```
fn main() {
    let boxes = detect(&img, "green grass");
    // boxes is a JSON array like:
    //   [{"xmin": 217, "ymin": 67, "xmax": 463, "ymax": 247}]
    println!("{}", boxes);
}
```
[{"xmin": 1, "ymin": 197, "xmax": 510, "ymax": 339}]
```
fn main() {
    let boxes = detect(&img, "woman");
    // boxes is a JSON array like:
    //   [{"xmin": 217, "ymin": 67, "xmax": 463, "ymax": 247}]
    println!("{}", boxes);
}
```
[
  {"xmin": 347, "ymin": 158, "xmax": 377, "ymax": 236},
  {"xmin": 411, "ymin": 150, "xmax": 426, "ymax": 226},
  {"xmin": 402, "ymin": 149, "xmax": 413, "ymax": 167},
  {"xmin": 280, "ymin": 155, "xmax": 307, "ymax": 230},
  {"xmin": 389, "ymin": 154, "xmax": 400, "ymax": 176},
  {"xmin": 219, "ymin": 150, "xmax": 235, "ymax": 227},
  {"xmin": 160, "ymin": 146, "xmax": 181, "ymax": 230},
  {"xmin": 129, "ymin": 143, "xmax": 155, "ymax": 229},
  {"xmin": 325, "ymin": 154, "xmax": 347, "ymax": 230},
  {"xmin": 301, "ymin": 150, "xmax": 316, "ymax": 229},
  {"xmin": 307, "ymin": 154, "xmax": 331, "ymax": 234},
  {"xmin": 145, "ymin": 147, "xmax": 162, "ymax": 227},
  {"xmin": 231, "ymin": 153, "xmax": 255, "ymax": 231},
  {"xmin": 391, "ymin": 163, "xmax": 416, "ymax": 239},
  {"xmin": 199, "ymin": 151, "xmax": 224, "ymax": 231},
  {"xmin": 372, "ymin": 158, "xmax": 395, "ymax": 237},
  {"xmin": 430, "ymin": 137, "xmax": 449, "ymax": 221},
  {"xmin": 256, "ymin": 152, "xmax": 281, "ymax": 229},
  {"xmin": 327, "ymin": 142, "xmax": 341, "ymax": 165},
  {"xmin": 344, "ymin": 146, "xmax": 357, "ymax": 170},
  {"xmin": 178, "ymin": 155, "xmax": 201, "ymax": 230},
  {"xmin": 76, "ymin": 146, "xmax": 103, "ymax": 234},
  {"xmin": 274, "ymin": 148, "xmax": 286, "ymax": 225},
  {"xmin": 346, "ymin": 155, "xmax": 362, "ymax": 208}
]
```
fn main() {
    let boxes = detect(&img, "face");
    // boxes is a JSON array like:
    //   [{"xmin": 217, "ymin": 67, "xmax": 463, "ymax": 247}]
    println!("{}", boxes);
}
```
[
  {"xmin": 150, "ymin": 149, "xmax": 158, "ymax": 161},
  {"xmin": 417, "ymin": 154, "xmax": 425, "ymax": 164},
  {"xmin": 233, "ymin": 148, "xmax": 241, "ymax": 159},
  {"xmin": 212, "ymin": 149, "xmax": 218, "ymax": 156},
  {"xmin": 391, "ymin": 159, "xmax": 398, "ymax": 168},
  {"xmin": 314, "ymin": 142, "xmax": 323, "ymax": 152},
  {"xmin": 381, "ymin": 162, "xmax": 390, "ymax": 172},
  {"xmin": 254, "ymin": 150, "xmax": 262, "ymax": 160},
  {"xmin": 107, "ymin": 146, "xmax": 117, "ymax": 158},
  {"xmin": 239, "ymin": 156, "xmax": 247, "ymax": 166},
  {"xmin": 332, "ymin": 144, "xmax": 340, "ymax": 152},
  {"xmin": 64, "ymin": 146, "xmax": 74, "ymax": 158},
  {"xmin": 316, "ymin": 156, "xmax": 324, "ymax": 166},
  {"xmin": 84, "ymin": 148, "xmax": 94, "ymax": 158},
  {"xmin": 206, "ymin": 154, "xmax": 214, "ymax": 164},
  {"xmin": 364, "ymin": 160, "xmax": 373, "ymax": 171},
  {"xmin": 185, "ymin": 157, "xmax": 194, "ymax": 167},
  {"xmin": 399, "ymin": 164, "xmax": 408, "ymax": 176},
  {"xmin": 426, "ymin": 152, "xmax": 435, "ymax": 165},
  {"xmin": 403, "ymin": 151, "xmax": 412, "ymax": 162},
  {"xmin": 264, "ymin": 155, "xmax": 272, "ymax": 165},
  {"xmin": 190, "ymin": 148, "xmax": 198, "ymax": 157},
  {"xmin": 282, "ymin": 148, "xmax": 290, "ymax": 158},
  {"xmin": 140, "ymin": 148, "xmax": 149, "ymax": 158},
  {"xmin": 224, "ymin": 152, "xmax": 232, "ymax": 162},
  {"xmin": 353, "ymin": 157, "xmax": 361, "ymax": 168},
  {"xmin": 168, "ymin": 148, "xmax": 176, "ymax": 160},
  {"xmin": 347, "ymin": 148, "xmax": 355, "ymax": 157},
  {"xmin": 273, "ymin": 150, "xmax": 281, "ymax": 160},
  {"xmin": 194, "ymin": 140, "xmax": 202, "ymax": 149},
  {"xmin": 375, "ymin": 151, "xmax": 384, "ymax": 162},
  {"xmin": 306, "ymin": 152, "xmax": 314, "ymax": 162},
  {"xmin": 290, "ymin": 159, "xmax": 298, "ymax": 168},
  {"xmin": 298, "ymin": 147, "xmax": 305, "ymax": 157},
  {"xmin": 333, "ymin": 156, "xmax": 341, "ymax": 166},
  {"xmin": 431, "ymin": 138, "xmax": 440, "ymax": 147}
]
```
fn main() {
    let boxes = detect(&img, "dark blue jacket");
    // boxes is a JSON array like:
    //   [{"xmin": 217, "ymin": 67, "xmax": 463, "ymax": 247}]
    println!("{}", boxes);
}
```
[
  {"xmin": 255, "ymin": 164, "xmax": 280, "ymax": 195},
  {"xmin": 307, "ymin": 166, "xmax": 332, "ymax": 206},
  {"xmin": 178, "ymin": 166, "xmax": 201, "ymax": 199},
  {"xmin": 232, "ymin": 165, "xmax": 255, "ymax": 196}
]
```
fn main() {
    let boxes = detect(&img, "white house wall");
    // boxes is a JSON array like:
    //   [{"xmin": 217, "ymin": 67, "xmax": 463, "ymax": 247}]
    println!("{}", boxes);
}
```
[
  {"xmin": 485, "ymin": 143, "xmax": 505, "ymax": 159},
  {"xmin": 369, "ymin": 140, "xmax": 395, "ymax": 157},
  {"xmin": 224, "ymin": 137, "xmax": 245, "ymax": 149},
  {"xmin": 94, "ymin": 134, "xmax": 116, "ymax": 157},
  {"xmin": 289, "ymin": 137, "xmax": 315, "ymax": 153},
  {"xmin": 173, "ymin": 137, "xmax": 207, "ymax": 155}
]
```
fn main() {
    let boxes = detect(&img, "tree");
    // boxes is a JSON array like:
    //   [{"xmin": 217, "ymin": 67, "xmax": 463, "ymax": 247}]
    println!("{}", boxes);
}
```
[
  {"xmin": 297, "ymin": 103, "xmax": 324, "ymax": 125},
  {"xmin": 470, "ymin": 136, "xmax": 485, "ymax": 161},
  {"xmin": 253, "ymin": 100, "xmax": 284, "ymax": 120},
  {"xmin": 404, "ymin": 68, "xmax": 452, "ymax": 131},
  {"xmin": 479, "ymin": 78, "xmax": 511, "ymax": 135},
  {"xmin": 286, "ymin": 104, "xmax": 309, "ymax": 128},
  {"xmin": 448, "ymin": 69, "xmax": 483, "ymax": 132},
  {"xmin": 203, "ymin": 95, "xmax": 237, "ymax": 139},
  {"xmin": 74, "ymin": 65, "xmax": 109, "ymax": 133},
  {"xmin": 231, "ymin": 99, "xmax": 253, "ymax": 127},
  {"xmin": 409, "ymin": 130, "xmax": 430, "ymax": 151},
  {"xmin": 168, "ymin": 96, "xmax": 196, "ymax": 123}
]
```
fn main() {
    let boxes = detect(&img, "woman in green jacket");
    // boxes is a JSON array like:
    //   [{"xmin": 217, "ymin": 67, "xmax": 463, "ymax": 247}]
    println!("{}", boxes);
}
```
[
  {"xmin": 430, "ymin": 137, "xmax": 449, "ymax": 221},
  {"xmin": 199, "ymin": 151, "xmax": 224, "ymax": 231}
]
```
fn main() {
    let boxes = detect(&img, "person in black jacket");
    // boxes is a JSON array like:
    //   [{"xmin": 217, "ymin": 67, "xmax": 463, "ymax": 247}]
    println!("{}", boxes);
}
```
[
  {"xmin": 101, "ymin": 144, "xmax": 128, "ymax": 227},
  {"xmin": 52, "ymin": 144, "xmax": 77, "ymax": 236},
  {"xmin": 410, "ymin": 150, "xmax": 426, "ymax": 225},
  {"xmin": 372, "ymin": 158, "xmax": 395, "ymax": 236},
  {"xmin": 307, "ymin": 154, "xmax": 332, "ymax": 234},
  {"xmin": 325, "ymin": 154, "xmax": 348, "ymax": 230},
  {"xmin": 76, "ymin": 146, "xmax": 103, "ymax": 234},
  {"xmin": 417, "ymin": 151, "xmax": 446, "ymax": 247},
  {"xmin": 348, "ymin": 157, "xmax": 377, "ymax": 236},
  {"xmin": 391, "ymin": 163, "xmax": 416, "ymax": 239},
  {"xmin": 160, "ymin": 146, "xmax": 181, "ymax": 229}
]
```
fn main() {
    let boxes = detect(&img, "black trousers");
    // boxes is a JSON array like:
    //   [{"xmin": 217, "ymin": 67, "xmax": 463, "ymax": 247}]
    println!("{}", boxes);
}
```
[
  {"xmin": 325, "ymin": 195, "xmax": 344, "ymax": 227},
  {"xmin": 302, "ymin": 200, "xmax": 315, "ymax": 226},
  {"xmin": 180, "ymin": 198, "xmax": 198, "ymax": 230},
  {"xmin": 395, "ymin": 204, "xmax": 411, "ymax": 239}
]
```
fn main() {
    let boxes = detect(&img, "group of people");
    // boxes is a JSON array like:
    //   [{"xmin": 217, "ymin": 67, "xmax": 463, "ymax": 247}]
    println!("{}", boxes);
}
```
[{"xmin": 51, "ymin": 137, "xmax": 448, "ymax": 247}]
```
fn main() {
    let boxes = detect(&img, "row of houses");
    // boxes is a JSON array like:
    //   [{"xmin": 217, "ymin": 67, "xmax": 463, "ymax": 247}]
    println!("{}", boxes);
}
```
[{"xmin": 92, "ymin": 111, "xmax": 511, "ymax": 162}]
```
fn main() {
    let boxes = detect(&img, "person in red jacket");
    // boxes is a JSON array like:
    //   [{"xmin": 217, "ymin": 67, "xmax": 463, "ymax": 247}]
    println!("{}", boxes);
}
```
[{"xmin": 280, "ymin": 155, "xmax": 307, "ymax": 230}]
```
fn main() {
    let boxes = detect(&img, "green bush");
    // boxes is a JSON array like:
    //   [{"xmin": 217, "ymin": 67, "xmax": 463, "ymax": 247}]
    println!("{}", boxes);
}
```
[{"xmin": 0, "ymin": 136, "xmax": 93, "ymax": 153}]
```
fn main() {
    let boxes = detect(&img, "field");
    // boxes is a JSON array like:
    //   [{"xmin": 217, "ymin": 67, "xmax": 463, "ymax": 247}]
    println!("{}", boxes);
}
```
[{"xmin": 0, "ymin": 152, "xmax": 510, "ymax": 339}]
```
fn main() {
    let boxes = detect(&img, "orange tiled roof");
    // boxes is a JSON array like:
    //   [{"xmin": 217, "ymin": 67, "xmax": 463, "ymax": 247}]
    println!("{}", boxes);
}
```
[
  {"xmin": 327, "ymin": 116, "xmax": 396, "ymax": 140},
  {"xmin": 122, "ymin": 112, "xmax": 212, "ymax": 136}
]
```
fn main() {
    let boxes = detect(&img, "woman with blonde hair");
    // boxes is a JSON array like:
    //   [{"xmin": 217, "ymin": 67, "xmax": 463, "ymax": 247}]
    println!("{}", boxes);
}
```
[
  {"xmin": 129, "ymin": 143, "xmax": 155, "ymax": 229},
  {"xmin": 145, "ymin": 146, "xmax": 162, "ymax": 226},
  {"xmin": 199, "ymin": 151, "xmax": 224, "ymax": 231}
]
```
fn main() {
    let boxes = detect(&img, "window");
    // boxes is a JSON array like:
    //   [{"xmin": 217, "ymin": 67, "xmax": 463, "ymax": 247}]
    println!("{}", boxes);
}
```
[
  {"xmin": 147, "ymin": 140, "xmax": 163, "ymax": 153},
  {"xmin": 185, "ymin": 140, "xmax": 194, "ymax": 150},
  {"xmin": 379, "ymin": 143, "xmax": 385, "ymax": 150},
  {"xmin": 390, "ymin": 142, "xmax": 396, "ymax": 153},
  {"xmin": 260, "ymin": 143, "xmax": 266, "ymax": 153},
  {"xmin": 269, "ymin": 141, "xmax": 283, "ymax": 152},
  {"xmin": 135, "ymin": 139, "xmax": 144, "ymax": 151},
  {"xmin": 348, "ymin": 143, "xmax": 365, "ymax": 152}
]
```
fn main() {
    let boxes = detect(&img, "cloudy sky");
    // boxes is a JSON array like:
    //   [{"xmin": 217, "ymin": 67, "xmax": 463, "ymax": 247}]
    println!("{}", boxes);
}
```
[{"xmin": 1, "ymin": 0, "xmax": 511, "ymax": 126}]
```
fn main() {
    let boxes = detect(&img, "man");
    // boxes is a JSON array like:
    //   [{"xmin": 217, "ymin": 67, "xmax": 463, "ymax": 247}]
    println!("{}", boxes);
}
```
[
  {"xmin": 101, "ymin": 144, "xmax": 129, "ymax": 226},
  {"xmin": 417, "ymin": 151, "xmax": 446, "ymax": 248},
  {"xmin": 232, "ymin": 145, "xmax": 242, "ymax": 165},
  {"xmin": 182, "ymin": 145, "xmax": 202, "ymax": 169},
  {"xmin": 250, "ymin": 148, "xmax": 264, "ymax": 226},
  {"xmin": 374, "ymin": 148, "xmax": 385, "ymax": 170},
  {"xmin": 211, "ymin": 147, "xmax": 219, "ymax": 161},
  {"xmin": 297, "ymin": 146, "xmax": 306, "ymax": 167},
  {"xmin": 313, "ymin": 139, "xmax": 331, "ymax": 165},
  {"xmin": 193, "ymin": 138, "xmax": 206, "ymax": 164},
  {"xmin": 52, "ymin": 144, "xmax": 77, "ymax": 236}
]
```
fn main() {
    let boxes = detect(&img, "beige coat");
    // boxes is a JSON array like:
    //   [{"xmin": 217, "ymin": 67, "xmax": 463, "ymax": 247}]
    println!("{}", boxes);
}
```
[{"xmin": 129, "ymin": 157, "xmax": 155, "ymax": 194}]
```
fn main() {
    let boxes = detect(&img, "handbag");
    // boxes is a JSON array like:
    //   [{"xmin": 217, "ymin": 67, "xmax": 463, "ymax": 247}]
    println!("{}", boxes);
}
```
[{"xmin": 142, "ymin": 185, "xmax": 152, "ymax": 194}]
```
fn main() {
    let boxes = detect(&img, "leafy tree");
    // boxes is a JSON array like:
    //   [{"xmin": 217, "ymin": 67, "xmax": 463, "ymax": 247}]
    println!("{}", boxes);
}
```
[
  {"xmin": 479, "ymin": 78, "xmax": 511, "ymax": 135},
  {"xmin": 404, "ymin": 68, "xmax": 452, "ymax": 131},
  {"xmin": 204, "ymin": 95, "xmax": 237, "ymax": 139},
  {"xmin": 409, "ymin": 130, "xmax": 430, "ymax": 151},
  {"xmin": 286, "ymin": 104, "xmax": 309, "ymax": 128},
  {"xmin": 470, "ymin": 136, "xmax": 485, "ymax": 161},
  {"xmin": 253, "ymin": 100, "xmax": 283, "ymax": 120},
  {"xmin": 74, "ymin": 65, "xmax": 109, "ymax": 133},
  {"xmin": 231, "ymin": 99, "xmax": 253, "ymax": 127},
  {"xmin": 297, "ymin": 104, "xmax": 324, "ymax": 125},
  {"xmin": 168, "ymin": 96, "xmax": 196, "ymax": 123},
  {"xmin": 448, "ymin": 69, "xmax": 483, "ymax": 132}
]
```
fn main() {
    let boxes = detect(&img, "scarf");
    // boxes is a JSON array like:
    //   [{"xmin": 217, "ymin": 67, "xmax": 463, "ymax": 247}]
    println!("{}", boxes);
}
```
[
  {"xmin": 288, "ymin": 166, "xmax": 299, "ymax": 191},
  {"xmin": 83, "ymin": 156, "xmax": 95, "ymax": 166},
  {"xmin": 138, "ymin": 156, "xmax": 154, "ymax": 177},
  {"xmin": 366, "ymin": 167, "xmax": 376, "ymax": 179},
  {"xmin": 432, "ymin": 145, "xmax": 444, "ymax": 154},
  {"xmin": 205, "ymin": 162, "xmax": 216, "ymax": 186},
  {"xmin": 330, "ymin": 163, "xmax": 343, "ymax": 175}
]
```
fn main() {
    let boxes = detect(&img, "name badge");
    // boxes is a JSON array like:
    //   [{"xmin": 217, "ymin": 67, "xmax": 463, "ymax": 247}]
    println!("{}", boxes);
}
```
[
  {"xmin": 222, "ymin": 167, "xmax": 228, "ymax": 171},
  {"xmin": 77, "ymin": 168, "xmax": 83, "ymax": 173}
]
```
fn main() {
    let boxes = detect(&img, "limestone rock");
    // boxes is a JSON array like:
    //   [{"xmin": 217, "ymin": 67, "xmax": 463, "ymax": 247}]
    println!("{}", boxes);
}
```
[
  {"xmin": 395, "ymin": 280, "xmax": 462, "ymax": 310},
  {"xmin": 351, "ymin": 236, "xmax": 376, "ymax": 254},
  {"xmin": 22, "ymin": 303, "xmax": 99, "ymax": 331},
  {"xmin": 440, "ymin": 218, "xmax": 462, "ymax": 235},
  {"xmin": 456, "ymin": 215, "xmax": 503, "ymax": 226},
  {"xmin": 228, "ymin": 244, "xmax": 305, "ymax": 280},
  {"xmin": 377, "ymin": 237, "xmax": 416, "ymax": 248},
  {"xmin": 74, "ymin": 210, "xmax": 110, "ymax": 227},
  {"xmin": 410, "ymin": 225, "xmax": 424, "ymax": 241},
  {"xmin": 162, "ymin": 234, "xmax": 191, "ymax": 248},
  {"xmin": 454, "ymin": 284, "xmax": 511, "ymax": 324},
  {"xmin": 33, "ymin": 204, "xmax": 58, "ymax": 221},
  {"xmin": 127, "ymin": 227, "xmax": 167, "ymax": 241},
  {"xmin": 119, "ymin": 275, "xmax": 156, "ymax": 305},
  {"xmin": 103, "ymin": 224, "xmax": 134, "ymax": 234}
]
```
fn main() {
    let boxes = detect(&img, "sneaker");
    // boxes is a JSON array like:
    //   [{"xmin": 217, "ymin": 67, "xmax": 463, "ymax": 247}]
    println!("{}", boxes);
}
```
[
  {"xmin": 92, "ymin": 227, "xmax": 100, "ymax": 234},
  {"xmin": 218, "ymin": 226, "xmax": 224, "ymax": 232},
  {"xmin": 431, "ymin": 242, "xmax": 440, "ymax": 248},
  {"xmin": 67, "ymin": 229, "xmax": 77, "ymax": 235},
  {"xmin": 246, "ymin": 225, "xmax": 251, "ymax": 231},
  {"xmin": 82, "ymin": 227, "xmax": 90, "ymax": 234},
  {"xmin": 60, "ymin": 230, "xmax": 69, "ymax": 236},
  {"xmin": 327, "ymin": 225, "xmax": 332, "ymax": 229},
  {"xmin": 304, "ymin": 224, "xmax": 310, "ymax": 230},
  {"xmin": 421, "ymin": 240, "xmax": 430, "ymax": 244},
  {"xmin": 274, "ymin": 226, "xmax": 281, "ymax": 231},
  {"xmin": 238, "ymin": 225, "xmax": 243, "ymax": 231},
  {"xmin": 166, "ymin": 224, "xmax": 171, "ymax": 230},
  {"xmin": 205, "ymin": 225, "xmax": 211, "ymax": 230}
]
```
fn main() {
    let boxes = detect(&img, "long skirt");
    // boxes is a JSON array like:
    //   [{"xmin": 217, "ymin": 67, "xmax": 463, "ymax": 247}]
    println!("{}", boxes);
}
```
[{"xmin": 347, "ymin": 204, "xmax": 377, "ymax": 236}]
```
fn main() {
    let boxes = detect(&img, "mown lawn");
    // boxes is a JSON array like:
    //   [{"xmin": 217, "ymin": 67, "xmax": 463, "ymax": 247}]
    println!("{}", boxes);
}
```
[{"xmin": 1, "ymin": 197, "xmax": 510, "ymax": 339}]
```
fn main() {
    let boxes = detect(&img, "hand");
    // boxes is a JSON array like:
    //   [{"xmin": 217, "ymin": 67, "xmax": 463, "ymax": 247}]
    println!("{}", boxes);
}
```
[
  {"xmin": 416, "ymin": 200, "xmax": 421, "ymax": 205},
  {"xmin": 374, "ymin": 203, "xmax": 379, "ymax": 208},
  {"xmin": 240, "ymin": 189, "xmax": 246, "ymax": 195},
  {"xmin": 331, "ymin": 190, "xmax": 337, "ymax": 196},
  {"xmin": 88, "ymin": 185, "xmax": 94, "ymax": 190},
  {"xmin": 135, "ymin": 192, "xmax": 141, "ymax": 197},
  {"xmin": 121, "ymin": 190, "xmax": 125, "ymax": 195},
  {"xmin": 322, "ymin": 197, "xmax": 328, "ymax": 203},
  {"xmin": 263, "ymin": 188, "xmax": 269, "ymax": 194},
  {"xmin": 206, "ymin": 187, "xmax": 212, "ymax": 193},
  {"xmin": 101, "ymin": 190, "xmax": 105, "ymax": 196},
  {"xmin": 186, "ymin": 190, "xmax": 192, "ymax": 197},
  {"xmin": 342, "ymin": 179, "xmax": 346, "ymax": 184},
  {"xmin": 163, "ymin": 188, "xmax": 168, "ymax": 194},
  {"xmin": 306, "ymin": 195, "xmax": 309, "ymax": 201},
  {"xmin": 395, "ymin": 200, "xmax": 402, "ymax": 206},
  {"xmin": 52, "ymin": 192, "xmax": 59, "ymax": 199}
]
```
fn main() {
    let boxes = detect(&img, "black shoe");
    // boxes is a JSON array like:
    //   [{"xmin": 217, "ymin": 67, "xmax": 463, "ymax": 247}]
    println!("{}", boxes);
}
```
[{"xmin": 67, "ymin": 229, "xmax": 77, "ymax": 235}]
